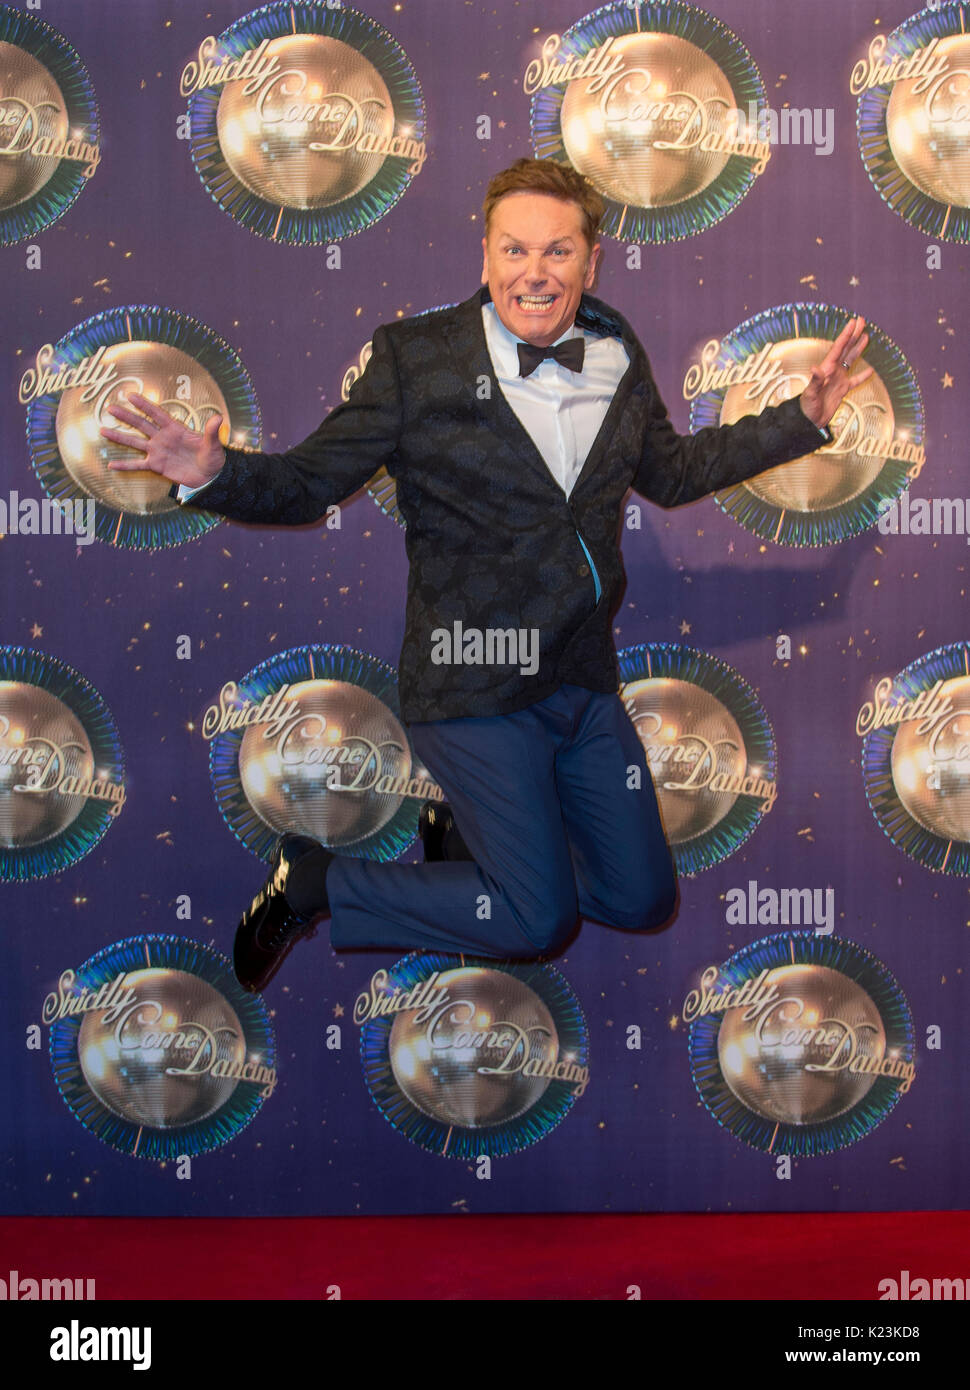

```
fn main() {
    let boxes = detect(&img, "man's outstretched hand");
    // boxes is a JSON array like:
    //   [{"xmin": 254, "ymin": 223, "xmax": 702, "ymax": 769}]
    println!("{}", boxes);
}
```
[
  {"xmin": 99, "ymin": 392, "xmax": 226, "ymax": 490},
  {"xmin": 798, "ymin": 314, "xmax": 874, "ymax": 431}
]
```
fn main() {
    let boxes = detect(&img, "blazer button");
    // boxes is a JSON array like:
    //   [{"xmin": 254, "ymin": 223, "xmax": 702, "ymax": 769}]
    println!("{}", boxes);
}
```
[{"xmin": 577, "ymin": 563, "xmax": 590, "ymax": 576}]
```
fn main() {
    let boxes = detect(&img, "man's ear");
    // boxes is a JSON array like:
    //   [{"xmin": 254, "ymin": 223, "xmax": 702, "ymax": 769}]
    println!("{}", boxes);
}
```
[
  {"xmin": 481, "ymin": 236, "xmax": 488, "ymax": 286},
  {"xmin": 584, "ymin": 240, "xmax": 602, "ymax": 291}
]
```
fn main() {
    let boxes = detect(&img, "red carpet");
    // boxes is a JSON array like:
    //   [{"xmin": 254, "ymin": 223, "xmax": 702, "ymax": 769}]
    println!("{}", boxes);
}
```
[{"xmin": 1, "ymin": 1211, "xmax": 966, "ymax": 1300}]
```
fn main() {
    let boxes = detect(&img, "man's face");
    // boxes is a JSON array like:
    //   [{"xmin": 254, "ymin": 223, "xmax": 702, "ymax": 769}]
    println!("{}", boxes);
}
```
[{"xmin": 481, "ymin": 191, "xmax": 601, "ymax": 347}]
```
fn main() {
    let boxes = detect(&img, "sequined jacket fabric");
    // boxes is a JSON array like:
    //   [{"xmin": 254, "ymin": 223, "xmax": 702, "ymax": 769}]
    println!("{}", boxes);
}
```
[{"xmin": 175, "ymin": 286, "xmax": 826, "ymax": 723}]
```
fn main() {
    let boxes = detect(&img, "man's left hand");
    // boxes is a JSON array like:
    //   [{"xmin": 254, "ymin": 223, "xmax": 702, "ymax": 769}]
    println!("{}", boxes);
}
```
[{"xmin": 798, "ymin": 314, "xmax": 874, "ymax": 430}]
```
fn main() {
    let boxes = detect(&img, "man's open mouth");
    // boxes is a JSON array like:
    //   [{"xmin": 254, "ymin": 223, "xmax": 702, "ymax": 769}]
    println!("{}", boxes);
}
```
[{"xmin": 516, "ymin": 294, "xmax": 556, "ymax": 311}]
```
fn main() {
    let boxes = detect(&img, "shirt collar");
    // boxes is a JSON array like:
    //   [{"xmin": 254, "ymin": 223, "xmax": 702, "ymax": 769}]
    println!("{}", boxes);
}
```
[{"xmin": 482, "ymin": 300, "xmax": 582, "ymax": 378}]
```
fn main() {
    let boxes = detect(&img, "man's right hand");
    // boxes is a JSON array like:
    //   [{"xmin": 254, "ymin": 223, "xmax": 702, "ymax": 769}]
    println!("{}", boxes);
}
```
[{"xmin": 99, "ymin": 391, "xmax": 226, "ymax": 490}]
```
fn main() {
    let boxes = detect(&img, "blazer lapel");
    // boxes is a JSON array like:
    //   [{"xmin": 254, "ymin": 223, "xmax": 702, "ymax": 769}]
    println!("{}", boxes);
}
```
[
  {"xmin": 445, "ymin": 286, "xmax": 555, "ymax": 486},
  {"xmin": 570, "ymin": 301, "xmax": 638, "ymax": 498}
]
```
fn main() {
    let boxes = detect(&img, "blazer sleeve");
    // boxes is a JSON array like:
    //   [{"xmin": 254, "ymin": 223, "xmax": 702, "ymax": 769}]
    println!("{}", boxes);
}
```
[
  {"xmin": 630, "ymin": 353, "xmax": 829, "ymax": 509},
  {"xmin": 172, "ymin": 322, "xmax": 403, "ymax": 525}
]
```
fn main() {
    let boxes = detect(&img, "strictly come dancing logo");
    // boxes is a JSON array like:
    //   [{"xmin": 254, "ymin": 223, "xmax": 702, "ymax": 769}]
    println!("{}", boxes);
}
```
[
  {"xmin": 203, "ymin": 644, "xmax": 443, "ymax": 864},
  {"xmin": 181, "ymin": 1, "xmax": 427, "ymax": 244},
  {"xmin": 685, "ymin": 303, "xmax": 924, "ymax": 547},
  {"xmin": 858, "ymin": 642, "xmax": 970, "ymax": 876},
  {"xmin": 618, "ymin": 643, "xmax": 778, "ymax": 876},
  {"xmin": 684, "ymin": 933, "xmax": 915, "ymax": 1156},
  {"xmin": 524, "ymin": 2, "xmax": 772, "ymax": 243},
  {"xmin": 0, "ymin": 647, "xmax": 125, "ymax": 881},
  {"xmin": 0, "ymin": 5, "xmax": 101, "ymax": 244},
  {"xmin": 852, "ymin": 3, "xmax": 970, "ymax": 242},
  {"xmin": 20, "ymin": 306, "xmax": 261, "ymax": 549},
  {"xmin": 42, "ymin": 936, "xmax": 277, "ymax": 1160},
  {"xmin": 356, "ymin": 954, "xmax": 590, "ymax": 1159}
]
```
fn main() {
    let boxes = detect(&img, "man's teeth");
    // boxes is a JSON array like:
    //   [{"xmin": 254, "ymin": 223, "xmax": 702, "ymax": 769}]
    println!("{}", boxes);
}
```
[{"xmin": 518, "ymin": 294, "xmax": 555, "ymax": 309}]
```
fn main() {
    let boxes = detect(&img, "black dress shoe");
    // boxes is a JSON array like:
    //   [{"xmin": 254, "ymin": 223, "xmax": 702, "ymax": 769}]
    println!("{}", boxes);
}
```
[
  {"xmin": 418, "ymin": 800, "xmax": 450, "ymax": 861},
  {"xmin": 233, "ymin": 834, "xmax": 331, "ymax": 993},
  {"xmin": 418, "ymin": 801, "xmax": 474, "ymax": 862}
]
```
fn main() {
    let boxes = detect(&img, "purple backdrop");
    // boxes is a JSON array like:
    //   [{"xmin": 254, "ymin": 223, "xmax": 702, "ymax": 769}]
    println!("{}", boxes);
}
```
[{"xmin": 2, "ymin": 0, "xmax": 966, "ymax": 1214}]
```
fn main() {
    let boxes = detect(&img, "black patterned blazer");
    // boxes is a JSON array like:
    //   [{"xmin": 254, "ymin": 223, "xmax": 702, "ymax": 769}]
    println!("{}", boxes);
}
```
[{"xmin": 173, "ymin": 286, "xmax": 828, "ymax": 723}]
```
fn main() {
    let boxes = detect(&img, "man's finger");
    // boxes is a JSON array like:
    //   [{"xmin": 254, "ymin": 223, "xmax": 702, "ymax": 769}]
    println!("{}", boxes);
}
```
[
  {"xmin": 819, "ymin": 338, "xmax": 848, "ymax": 372},
  {"xmin": 105, "ymin": 457, "xmax": 154, "ymax": 471},
  {"xmin": 100, "ymin": 425, "xmax": 150, "ymax": 455},
  {"xmin": 840, "ymin": 330, "xmax": 870, "ymax": 373},
  {"xmin": 831, "ymin": 315, "xmax": 864, "ymax": 357},
  {"xmin": 121, "ymin": 391, "xmax": 172, "ymax": 428},
  {"xmin": 845, "ymin": 320, "xmax": 867, "ymax": 356},
  {"xmin": 822, "ymin": 319, "xmax": 867, "ymax": 372},
  {"xmin": 103, "ymin": 403, "xmax": 155, "ymax": 434},
  {"xmin": 828, "ymin": 319, "xmax": 853, "ymax": 354}
]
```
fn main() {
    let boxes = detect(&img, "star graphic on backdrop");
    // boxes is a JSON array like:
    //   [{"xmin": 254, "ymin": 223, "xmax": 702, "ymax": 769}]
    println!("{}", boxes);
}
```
[
  {"xmin": 30, "ymin": 622, "xmax": 43, "ymax": 638},
  {"xmin": 942, "ymin": 373, "xmax": 954, "ymax": 388},
  {"xmin": 849, "ymin": 275, "xmax": 860, "ymax": 286},
  {"xmin": 680, "ymin": 620, "xmax": 691, "ymax": 634},
  {"xmin": 333, "ymin": 1003, "xmax": 344, "ymax": 1018}
]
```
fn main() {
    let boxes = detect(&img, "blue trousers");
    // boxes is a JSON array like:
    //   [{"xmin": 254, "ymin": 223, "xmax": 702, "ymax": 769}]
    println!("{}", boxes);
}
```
[{"xmin": 327, "ymin": 684, "xmax": 678, "ymax": 958}]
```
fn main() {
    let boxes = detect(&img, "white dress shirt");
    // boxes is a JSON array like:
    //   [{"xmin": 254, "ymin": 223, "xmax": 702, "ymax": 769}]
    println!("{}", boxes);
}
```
[{"xmin": 480, "ymin": 300, "xmax": 629, "ymax": 499}]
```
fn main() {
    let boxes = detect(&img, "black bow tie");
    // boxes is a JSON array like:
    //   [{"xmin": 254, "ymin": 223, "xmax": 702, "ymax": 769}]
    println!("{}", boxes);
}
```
[{"xmin": 516, "ymin": 337, "xmax": 585, "ymax": 378}]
